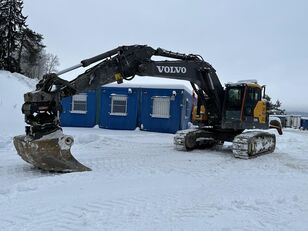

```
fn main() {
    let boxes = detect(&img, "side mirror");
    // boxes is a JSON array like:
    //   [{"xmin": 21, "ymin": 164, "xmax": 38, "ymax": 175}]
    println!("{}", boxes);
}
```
[{"xmin": 261, "ymin": 85, "xmax": 266, "ymax": 99}]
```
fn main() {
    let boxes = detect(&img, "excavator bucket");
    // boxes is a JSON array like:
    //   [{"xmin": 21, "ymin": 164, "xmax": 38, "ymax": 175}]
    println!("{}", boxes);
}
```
[{"xmin": 13, "ymin": 130, "xmax": 91, "ymax": 172}]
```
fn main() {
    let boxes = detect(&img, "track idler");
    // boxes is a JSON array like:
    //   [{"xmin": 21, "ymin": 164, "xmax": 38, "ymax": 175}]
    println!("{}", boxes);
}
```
[{"xmin": 13, "ymin": 130, "xmax": 91, "ymax": 172}]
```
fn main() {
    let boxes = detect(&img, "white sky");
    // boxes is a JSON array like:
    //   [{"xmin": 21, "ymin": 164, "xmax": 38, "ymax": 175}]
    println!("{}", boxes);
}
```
[{"xmin": 23, "ymin": 0, "xmax": 308, "ymax": 112}]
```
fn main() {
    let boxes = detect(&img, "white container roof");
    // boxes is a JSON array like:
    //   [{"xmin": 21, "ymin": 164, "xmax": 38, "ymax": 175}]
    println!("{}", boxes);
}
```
[{"xmin": 103, "ymin": 77, "xmax": 193, "ymax": 93}]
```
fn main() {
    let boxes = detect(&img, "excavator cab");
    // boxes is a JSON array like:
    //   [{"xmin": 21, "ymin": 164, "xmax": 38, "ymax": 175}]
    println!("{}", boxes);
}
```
[
  {"xmin": 191, "ymin": 80, "xmax": 268, "ymax": 130},
  {"xmin": 222, "ymin": 81, "xmax": 268, "ymax": 130}
]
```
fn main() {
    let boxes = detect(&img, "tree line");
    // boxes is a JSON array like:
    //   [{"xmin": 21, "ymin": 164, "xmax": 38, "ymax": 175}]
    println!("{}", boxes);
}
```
[{"xmin": 0, "ymin": 0, "xmax": 59, "ymax": 79}]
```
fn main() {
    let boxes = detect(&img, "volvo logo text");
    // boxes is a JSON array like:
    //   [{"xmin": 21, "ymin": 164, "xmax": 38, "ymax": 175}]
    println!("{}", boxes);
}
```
[{"xmin": 156, "ymin": 66, "xmax": 187, "ymax": 74}]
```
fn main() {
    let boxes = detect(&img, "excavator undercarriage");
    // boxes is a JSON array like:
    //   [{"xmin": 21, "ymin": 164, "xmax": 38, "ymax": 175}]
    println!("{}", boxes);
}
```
[{"xmin": 174, "ymin": 129, "xmax": 276, "ymax": 159}]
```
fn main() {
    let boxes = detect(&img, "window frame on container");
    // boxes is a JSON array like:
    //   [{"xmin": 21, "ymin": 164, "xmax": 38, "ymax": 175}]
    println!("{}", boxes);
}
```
[
  {"xmin": 71, "ymin": 93, "xmax": 87, "ymax": 114},
  {"xmin": 110, "ymin": 94, "xmax": 128, "ymax": 116},
  {"xmin": 151, "ymin": 96, "xmax": 171, "ymax": 119}
]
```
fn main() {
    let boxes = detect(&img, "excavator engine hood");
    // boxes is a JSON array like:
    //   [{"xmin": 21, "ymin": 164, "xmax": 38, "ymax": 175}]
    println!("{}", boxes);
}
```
[{"xmin": 13, "ymin": 130, "xmax": 91, "ymax": 172}]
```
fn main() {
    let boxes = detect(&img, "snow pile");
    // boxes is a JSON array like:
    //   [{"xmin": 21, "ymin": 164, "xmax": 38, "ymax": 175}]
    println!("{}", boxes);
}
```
[{"xmin": 0, "ymin": 71, "xmax": 36, "ymax": 141}]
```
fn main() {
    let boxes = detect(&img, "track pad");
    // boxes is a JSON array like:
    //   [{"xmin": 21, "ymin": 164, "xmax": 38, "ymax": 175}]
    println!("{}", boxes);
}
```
[{"xmin": 13, "ymin": 130, "xmax": 91, "ymax": 172}]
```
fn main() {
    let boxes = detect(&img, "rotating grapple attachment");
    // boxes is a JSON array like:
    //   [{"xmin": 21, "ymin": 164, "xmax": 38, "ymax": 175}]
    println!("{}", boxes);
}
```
[
  {"xmin": 13, "ymin": 129, "xmax": 91, "ymax": 172},
  {"xmin": 13, "ymin": 72, "xmax": 92, "ymax": 172}
]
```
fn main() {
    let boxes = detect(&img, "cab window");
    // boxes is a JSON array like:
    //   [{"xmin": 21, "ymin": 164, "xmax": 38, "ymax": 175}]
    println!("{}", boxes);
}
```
[
  {"xmin": 246, "ymin": 87, "xmax": 261, "ymax": 105},
  {"xmin": 225, "ymin": 87, "xmax": 243, "ymax": 120},
  {"xmin": 227, "ymin": 88, "xmax": 242, "ymax": 108}
]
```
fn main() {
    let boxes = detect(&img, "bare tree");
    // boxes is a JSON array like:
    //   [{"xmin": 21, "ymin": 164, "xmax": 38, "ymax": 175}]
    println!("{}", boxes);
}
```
[
  {"xmin": 22, "ymin": 49, "xmax": 60, "ymax": 79},
  {"xmin": 44, "ymin": 53, "xmax": 59, "ymax": 74}
]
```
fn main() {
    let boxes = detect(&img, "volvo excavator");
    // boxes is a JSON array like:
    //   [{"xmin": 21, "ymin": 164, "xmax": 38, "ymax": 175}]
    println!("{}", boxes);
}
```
[{"xmin": 13, "ymin": 45, "xmax": 282, "ymax": 172}]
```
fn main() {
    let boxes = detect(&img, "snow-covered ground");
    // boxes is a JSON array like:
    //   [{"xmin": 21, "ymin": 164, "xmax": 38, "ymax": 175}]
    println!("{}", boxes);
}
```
[{"xmin": 1, "ymin": 71, "xmax": 308, "ymax": 231}]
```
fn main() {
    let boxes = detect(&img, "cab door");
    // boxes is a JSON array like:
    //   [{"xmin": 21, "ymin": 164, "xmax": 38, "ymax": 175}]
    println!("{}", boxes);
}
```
[
  {"xmin": 242, "ymin": 87, "xmax": 261, "ymax": 122},
  {"xmin": 222, "ymin": 86, "xmax": 245, "ymax": 129},
  {"xmin": 242, "ymin": 86, "xmax": 267, "ymax": 125}
]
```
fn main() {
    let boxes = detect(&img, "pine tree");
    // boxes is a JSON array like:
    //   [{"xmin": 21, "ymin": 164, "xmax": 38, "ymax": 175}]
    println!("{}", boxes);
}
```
[
  {"xmin": 18, "ymin": 27, "xmax": 46, "ymax": 78},
  {"xmin": 0, "ymin": 0, "xmax": 27, "ymax": 72},
  {"xmin": 265, "ymin": 94, "xmax": 285, "ymax": 115},
  {"xmin": 272, "ymin": 99, "xmax": 286, "ymax": 115}
]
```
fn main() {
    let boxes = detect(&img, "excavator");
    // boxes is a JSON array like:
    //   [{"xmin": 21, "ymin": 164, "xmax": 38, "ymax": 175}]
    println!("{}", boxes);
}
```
[{"xmin": 13, "ymin": 45, "xmax": 282, "ymax": 172}]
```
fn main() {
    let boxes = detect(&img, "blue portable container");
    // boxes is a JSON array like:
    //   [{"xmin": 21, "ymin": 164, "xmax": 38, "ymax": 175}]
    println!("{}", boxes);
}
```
[
  {"xmin": 99, "ymin": 86, "xmax": 139, "ymax": 130},
  {"xmin": 99, "ymin": 83, "xmax": 192, "ymax": 133},
  {"xmin": 60, "ymin": 90, "xmax": 97, "ymax": 127},
  {"xmin": 139, "ymin": 87, "xmax": 192, "ymax": 133},
  {"xmin": 301, "ymin": 118, "xmax": 308, "ymax": 130},
  {"xmin": 60, "ymin": 83, "xmax": 193, "ymax": 134}
]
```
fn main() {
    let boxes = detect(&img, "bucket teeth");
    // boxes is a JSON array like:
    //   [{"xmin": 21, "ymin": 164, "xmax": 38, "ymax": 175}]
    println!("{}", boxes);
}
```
[{"xmin": 13, "ymin": 130, "xmax": 91, "ymax": 172}]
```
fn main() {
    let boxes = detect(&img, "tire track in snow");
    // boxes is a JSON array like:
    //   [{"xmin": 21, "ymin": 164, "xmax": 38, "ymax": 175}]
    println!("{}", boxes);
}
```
[
  {"xmin": 0, "ymin": 208, "xmax": 59, "ymax": 231},
  {"xmin": 0, "ymin": 206, "xmax": 87, "ymax": 231},
  {"xmin": 79, "ymin": 144, "xmax": 234, "ymax": 179},
  {"xmin": 1, "ymin": 175, "xmax": 305, "ymax": 231},
  {"xmin": 1, "ymin": 192, "xmax": 181, "ymax": 230}
]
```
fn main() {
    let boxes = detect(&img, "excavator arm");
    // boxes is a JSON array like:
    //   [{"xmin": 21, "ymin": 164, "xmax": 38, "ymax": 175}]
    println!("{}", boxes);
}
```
[{"xmin": 14, "ymin": 45, "xmax": 225, "ymax": 172}]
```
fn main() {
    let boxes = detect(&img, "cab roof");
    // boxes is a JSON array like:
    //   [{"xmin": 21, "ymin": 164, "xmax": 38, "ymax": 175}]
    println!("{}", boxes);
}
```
[{"xmin": 225, "ymin": 79, "xmax": 262, "ymax": 88}]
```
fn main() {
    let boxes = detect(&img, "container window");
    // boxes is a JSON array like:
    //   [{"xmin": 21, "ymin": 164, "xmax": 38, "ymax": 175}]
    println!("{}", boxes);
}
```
[
  {"xmin": 71, "ymin": 93, "xmax": 87, "ymax": 114},
  {"xmin": 151, "ymin": 96, "xmax": 170, "ymax": 118},
  {"xmin": 111, "ymin": 95, "xmax": 127, "ymax": 116}
]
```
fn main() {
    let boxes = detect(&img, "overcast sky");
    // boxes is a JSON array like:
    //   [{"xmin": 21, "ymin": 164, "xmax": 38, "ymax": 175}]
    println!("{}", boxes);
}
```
[{"xmin": 23, "ymin": 0, "xmax": 308, "ymax": 112}]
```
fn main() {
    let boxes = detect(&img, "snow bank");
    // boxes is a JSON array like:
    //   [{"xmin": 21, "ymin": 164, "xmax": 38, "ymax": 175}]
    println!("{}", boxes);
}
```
[{"xmin": 0, "ymin": 71, "xmax": 36, "ymax": 137}]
